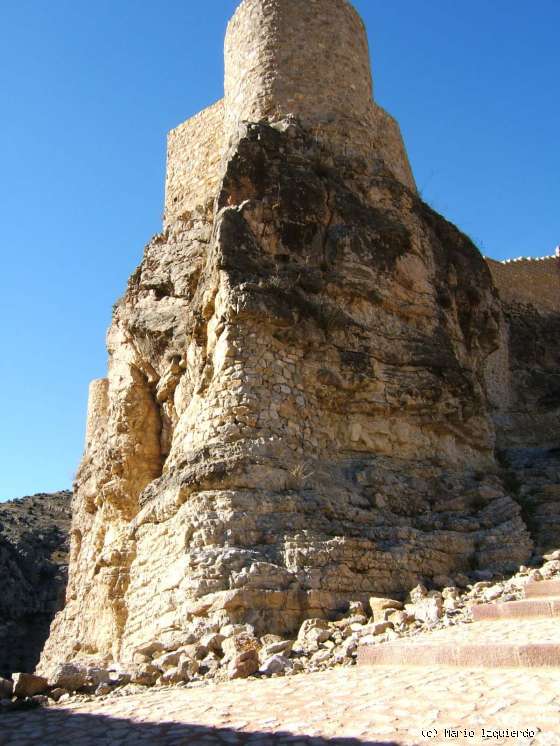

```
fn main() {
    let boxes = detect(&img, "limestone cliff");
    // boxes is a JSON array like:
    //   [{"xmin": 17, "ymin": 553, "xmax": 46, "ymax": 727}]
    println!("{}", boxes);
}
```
[
  {"xmin": 38, "ymin": 0, "xmax": 535, "ymax": 676},
  {"xmin": 484, "ymin": 256, "xmax": 560, "ymax": 554},
  {"xmin": 0, "ymin": 491, "xmax": 71, "ymax": 677}
]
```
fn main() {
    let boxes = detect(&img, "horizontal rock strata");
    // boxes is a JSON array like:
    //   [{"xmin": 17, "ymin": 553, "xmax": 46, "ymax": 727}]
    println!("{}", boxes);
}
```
[
  {"xmin": 37, "ymin": 0, "xmax": 558, "ymax": 679},
  {"xmin": 38, "ymin": 116, "xmax": 533, "ymax": 676}
]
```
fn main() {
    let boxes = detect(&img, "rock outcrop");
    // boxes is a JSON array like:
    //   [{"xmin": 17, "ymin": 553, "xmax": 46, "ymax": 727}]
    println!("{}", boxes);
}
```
[
  {"xmin": 484, "ymin": 256, "xmax": 560, "ymax": 553},
  {"xmin": 0, "ymin": 491, "xmax": 71, "ymax": 678},
  {"xmin": 38, "ymin": 0, "xmax": 548, "ymax": 679}
]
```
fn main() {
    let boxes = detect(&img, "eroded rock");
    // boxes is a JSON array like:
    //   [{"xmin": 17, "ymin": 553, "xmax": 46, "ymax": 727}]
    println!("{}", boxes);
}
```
[{"xmin": 36, "ymin": 0, "xmax": 542, "ymax": 682}]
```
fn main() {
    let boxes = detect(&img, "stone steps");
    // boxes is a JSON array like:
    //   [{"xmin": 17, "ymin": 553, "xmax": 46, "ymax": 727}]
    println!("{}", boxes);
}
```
[
  {"xmin": 471, "ymin": 579, "xmax": 560, "ymax": 620},
  {"xmin": 357, "ymin": 641, "xmax": 560, "ymax": 669},
  {"xmin": 472, "ymin": 597, "xmax": 560, "ymax": 621},
  {"xmin": 525, "ymin": 579, "xmax": 560, "ymax": 598},
  {"xmin": 358, "ymin": 578, "xmax": 560, "ymax": 670}
]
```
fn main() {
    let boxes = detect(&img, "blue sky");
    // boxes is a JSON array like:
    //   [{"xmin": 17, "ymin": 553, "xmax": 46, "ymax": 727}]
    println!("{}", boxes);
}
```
[{"xmin": 0, "ymin": 0, "xmax": 558, "ymax": 500}]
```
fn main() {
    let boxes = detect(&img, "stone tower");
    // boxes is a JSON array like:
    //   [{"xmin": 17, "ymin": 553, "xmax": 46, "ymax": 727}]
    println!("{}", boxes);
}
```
[
  {"xmin": 164, "ymin": 0, "xmax": 414, "ymax": 227},
  {"xmin": 38, "ymin": 0, "xmax": 533, "ymax": 681},
  {"xmin": 224, "ymin": 0, "xmax": 373, "ymax": 138}
]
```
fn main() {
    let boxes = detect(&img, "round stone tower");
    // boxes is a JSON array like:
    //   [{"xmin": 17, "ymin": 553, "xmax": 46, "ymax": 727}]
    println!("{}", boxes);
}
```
[{"xmin": 224, "ymin": 0, "xmax": 374, "ymax": 139}]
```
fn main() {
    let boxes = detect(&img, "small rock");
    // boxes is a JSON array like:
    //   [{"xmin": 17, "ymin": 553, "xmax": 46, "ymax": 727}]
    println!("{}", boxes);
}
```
[
  {"xmin": 409, "ymin": 585, "xmax": 428, "ymax": 603},
  {"xmin": 355, "ymin": 622, "xmax": 393, "ymax": 638},
  {"xmin": 222, "ymin": 633, "xmax": 259, "ymax": 661},
  {"xmin": 407, "ymin": 596, "xmax": 443, "ymax": 625},
  {"xmin": 200, "ymin": 633, "xmax": 224, "ymax": 654},
  {"xmin": 108, "ymin": 670, "xmax": 131, "ymax": 687},
  {"xmin": 0, "ymin": 677, "xmax": 13, "ymax": 699},
  {"xmin": 49, "ymin": 688, "xmax": 68, "ymax": 702},
  {"xmin": 259, "ymin": 654, "xmax": 292, "ymax": 676},
  {"xmin": 339, "ymin": 637, "xmax": 358, "ymax": 658},
  {"xmin": 443, "ymin": 598, "xmax": 460, "ymax": 611},
  {"xmin": 95, "ymin": 683, "xmax": 112, "ymax": 696},
  {"xmin": 199, "ymin": 652, "xmax": 221, "ymax": 676},
  {"xmin": 31, "ymin": 695, "xmax": 50, "ymax": 707},
  {"xmin": 333, "ymin": 614, "xmax": 367, "ymax": 628},
  {"xmin": 228, "ymin": 649, "xmax": 259, "ymax": 679},
  {"xmin": 180, "ymin": 642, "xmax": 208, "ymax": 661},
  {"xmin": 47, "ymin": 662, "xmax": 88, "ymax": 692},
  {"xmin": 296, "ymin": 619, "xmax": 332, "ymax": 653},
  {"xmin": 259, "ymin": 633, "xmax": 283, "ymax": 646},
  {"xmin": 220, "ymin": 623, "xmax": 255, "ymax": 639},
  {"xmin": 348, "ymin": 600, "xmax": 366, "ymax": 616},
  {"xmin": 133, "ymin": 641, "xmax": 166, "ymax": 659},
  {"xmin": 152, "ymin": 651, "xmax": 182, "ymax": 670},
  {"xmin": 541, "ymin": 561, "xmax": 560, "ymax": 578},
  {"xmin": 130, "ymin": 663, "xmax": 159, "ymax": 687},
  {"xmin": 309, "ymin": 649, "xmax": 332, "ymax": 665},
  {"xmin": 13, "ymin": 672, "xmax": 49, "ymax": 698},
  {"xmin": 259, "ymin": 640, "xmax": 292, "ymax": 660},
  {"xmin": 178, "ymin": 654, "xmax": 200, "ymax": 679},
  {"xmin": 543, "ymin": 550, "xmax": 560, "ymax": 562},
  {"xmin": 388, "ymin": 609, "xmax": 414, "ymax": 626},
  {"xmin": 483, "ymin": 585, "xmax": 504, "ymax": 602},
  {"xmin": 369, "ymin": 597, "xmax": 403, "ymax": 620},
  {"xmin": 442, "ymin": 586, "xmax": 460, "ymax": 600},
  {"xmin": 160, "ymin": 667, "xmax": 181, "ymax": 685}
]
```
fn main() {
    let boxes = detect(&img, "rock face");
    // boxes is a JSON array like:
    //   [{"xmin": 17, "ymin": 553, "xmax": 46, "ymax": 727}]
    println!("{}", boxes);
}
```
[
  {"xmin": 38, "ymin": 0, "xmax": 542, "ymax": 677},
  {"xmin": 0, "ymin": 491, "xmax": 71, "ymax": 678},
  {"xmin": 484, "ymin": 256, "xmax": 560, "ymax": 553}
]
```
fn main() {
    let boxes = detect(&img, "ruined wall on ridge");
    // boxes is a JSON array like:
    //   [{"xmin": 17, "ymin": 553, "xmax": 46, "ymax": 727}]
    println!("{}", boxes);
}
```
[{"xmin": 486, "ymin": 254, "xmax": 559, "ymax": 316}]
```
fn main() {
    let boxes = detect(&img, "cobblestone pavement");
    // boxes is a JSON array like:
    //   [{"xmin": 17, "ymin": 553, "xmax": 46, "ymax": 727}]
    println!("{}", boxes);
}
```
[{"xmin": 1, "ymin": 665, "xmax": 559, "ymax": 745}]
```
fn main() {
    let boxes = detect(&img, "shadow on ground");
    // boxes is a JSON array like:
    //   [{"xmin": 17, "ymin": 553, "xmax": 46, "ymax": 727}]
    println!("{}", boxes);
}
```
[{"xmin": 0, "ymin": 707, "xmax": 403, "ymax": 745}]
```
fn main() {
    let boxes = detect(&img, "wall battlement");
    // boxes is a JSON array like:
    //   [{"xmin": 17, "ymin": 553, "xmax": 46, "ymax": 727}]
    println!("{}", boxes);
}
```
[
  {"xmin": 485, "ymin": 252, "xmax": 559, "ymax": 314},
  {"xmin": 164, "ymin": 0, "xmax": 415, "ymax": 226}
]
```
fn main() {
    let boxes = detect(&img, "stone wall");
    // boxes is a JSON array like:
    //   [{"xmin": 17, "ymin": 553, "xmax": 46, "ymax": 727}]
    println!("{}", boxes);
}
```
[
  {"xmin": 486, "ymin": 253, "xmax": 559, "ymax": 315},
  {"xmin": 85, "ymin": 378, "xmax": 109, "ymax": 452},
  {"xmin": 164, "ymin": 100, "xmax": 224, "ymax": 225}
]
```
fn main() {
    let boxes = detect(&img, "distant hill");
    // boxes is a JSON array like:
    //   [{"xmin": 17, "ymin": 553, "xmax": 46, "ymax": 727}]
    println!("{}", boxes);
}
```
[{"xmin": 0, "ymin": 490, "xmax": 71, "ymax": 677}]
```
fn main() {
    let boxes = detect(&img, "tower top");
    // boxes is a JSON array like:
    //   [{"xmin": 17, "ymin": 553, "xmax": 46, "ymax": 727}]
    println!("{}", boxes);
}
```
[
  {"xmin": 224, "ymin": 0, "xmax": 373, "ymax": 138},
  {"xmin": 164, "ymin": 0, "xmax": 417, "ymax": 224}
]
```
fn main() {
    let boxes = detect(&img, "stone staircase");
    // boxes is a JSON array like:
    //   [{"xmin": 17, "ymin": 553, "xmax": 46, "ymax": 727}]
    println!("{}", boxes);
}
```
[{"xmin": 358, "ymin": 579, "xmax": 560, "ymax": 669}]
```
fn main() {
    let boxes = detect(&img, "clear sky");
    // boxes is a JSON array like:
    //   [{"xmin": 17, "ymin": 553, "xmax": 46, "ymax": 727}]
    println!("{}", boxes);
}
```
[{"xmin": 0, "ymin": 0, "xmax": 558, "ymax": 500}]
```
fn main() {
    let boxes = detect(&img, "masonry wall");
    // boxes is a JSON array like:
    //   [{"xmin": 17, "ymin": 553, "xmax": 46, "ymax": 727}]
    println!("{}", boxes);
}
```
[
  {"xmin": 224, "ymin": 0, "xmax": 372, "ymax": 136},
  {"xmin": 164, "ymin": 100, "xmax": 225, "ymax": 225},
  {"xmin": 486, "ymin": 255, "xmax": 559, "ymax": 314},
  {"xmin": 222, "ymin": 0, "xmax": 416, "ymax": 192}
]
